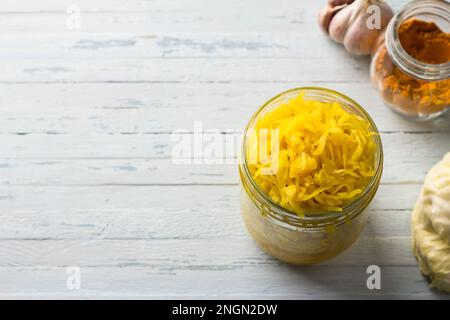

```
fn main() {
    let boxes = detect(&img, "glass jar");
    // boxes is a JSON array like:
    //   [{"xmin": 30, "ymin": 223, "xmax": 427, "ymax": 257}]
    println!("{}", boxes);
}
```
[
  {"xmin": 239, "ymin": 87, "xmax": 383, "ymax": 265},
  {"xmin": 370, "ymin": 0, "xmax": 450, "ymax": 121}
]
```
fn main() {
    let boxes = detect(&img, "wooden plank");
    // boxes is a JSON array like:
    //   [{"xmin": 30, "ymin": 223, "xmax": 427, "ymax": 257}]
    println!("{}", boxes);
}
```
[
  {"xmin": 0, "ymin": 0, "xmax": 407, "ymax": 15},
  {"xmin": 0, "ymin": 133, "xmax": 447, "ymax": 168},
  {"xmin": 0, "ymin": 184, "xmax": 420, "ymax": 211},
  {"xmin": 0, "ymin": 132, "xmax": 446, "ymax": 186},
  {"xmin": 0, "ymin": 207, "xmax": 413, "ymax": 240},
  {"xmin": 0, "ymin": 266, "xmax": 446, "ymax": 299},
  {"xmin": 0, "ymin": 237, "xmax": 416, "ymax": 268},
  {"xmin": 1, "ymin": 83, "xmax": 448, "ymax": 134},
  {"xmin": 0, "ymin": 33, "xmax": 365, "ymax": 59},
  {"xmin": 1, "ymin": 58, "xmax": 371, "ymax": 83},
  {"xmin": 0, "ymin": 11, "xmax": 318, "ymax": 35},
  {"xmin": 0, "ymin": 184, "xmax": 420, "ymax": 240},
  {"xmin": 1, "ymin": 0, "xmax": 322, "ymax": 13}
]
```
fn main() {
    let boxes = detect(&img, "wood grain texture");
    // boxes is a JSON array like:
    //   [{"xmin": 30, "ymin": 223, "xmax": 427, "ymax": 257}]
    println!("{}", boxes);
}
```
[
  {"xmin": 0, "ymin": 0, "xmax": 448, "ymax": 299},
  {"xmin": 0, "ymin": 132, "xmax": 448, "ymax": 183},
  {"xmin": 0, "ymin": 184, "xmax": 421, "ymax": 240},
  {"xmin": 1, "ymin": 266, "xmax": 447, "ymax": 300}
]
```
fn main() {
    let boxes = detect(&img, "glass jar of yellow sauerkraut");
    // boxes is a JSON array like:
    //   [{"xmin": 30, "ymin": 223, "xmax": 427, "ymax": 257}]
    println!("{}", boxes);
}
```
[{"xmin": 239, "ymin": 87, "xmax": 383, "ymax": 265}]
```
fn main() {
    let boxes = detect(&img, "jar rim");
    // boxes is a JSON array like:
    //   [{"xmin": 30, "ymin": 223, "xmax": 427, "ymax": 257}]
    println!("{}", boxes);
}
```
[
  {"xmin": 239, "ymin": 87, "xmax": 383, "ymax": 226},
  {"xmin": 386, "ymin": 0, "xmax": 450, "ymax": 81}
]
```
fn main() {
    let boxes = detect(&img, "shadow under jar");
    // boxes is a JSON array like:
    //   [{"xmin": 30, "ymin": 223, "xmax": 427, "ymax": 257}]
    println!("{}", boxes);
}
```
[
  {"xmin": 239, "ymin": 87, "xmax": 383, "ymax": 265},
  {"xmin": 370, "ymin": 0, "xmax": 450, "ymax": 121}
]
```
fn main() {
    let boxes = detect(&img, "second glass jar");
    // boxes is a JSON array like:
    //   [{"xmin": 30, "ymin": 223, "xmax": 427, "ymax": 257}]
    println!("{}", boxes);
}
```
[{"xmin": 370, "ymin": 0, "xmax": 450, "ymax": 121}]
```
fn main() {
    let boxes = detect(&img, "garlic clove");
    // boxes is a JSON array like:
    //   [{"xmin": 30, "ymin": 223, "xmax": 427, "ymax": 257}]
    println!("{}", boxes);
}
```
[
  {"xmin": 328, "ymin": 0, "xmax": 355, "ymax": 7},
  {"xmin": 343, "ymin": 14, "xmax": 378, "ymax": 55},
  {"xmin": 328, "ymin": 2, "xmax": 355, "ymax": 43},
  {"xmin": 318, "ymin": 4, "xmax": 348, "ymax": 35}
]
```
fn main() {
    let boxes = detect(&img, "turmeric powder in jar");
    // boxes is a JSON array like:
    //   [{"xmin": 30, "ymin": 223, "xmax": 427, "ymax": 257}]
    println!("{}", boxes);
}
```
[{"xmin": 370, "ymin": 0, "xmax": 450, "ymax": 120}]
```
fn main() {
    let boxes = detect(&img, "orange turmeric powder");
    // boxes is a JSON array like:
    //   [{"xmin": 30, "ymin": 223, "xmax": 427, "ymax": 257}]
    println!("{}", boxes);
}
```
[{"xmin": 374, "ymin": 18, "xmax": 450, "ymax": 115}]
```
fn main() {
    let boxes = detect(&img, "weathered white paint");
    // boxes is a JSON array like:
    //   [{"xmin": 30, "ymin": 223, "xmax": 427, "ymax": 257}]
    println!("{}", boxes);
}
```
[
  {"xmin": 0, "ymin": 0, "xmax": 448, "ymax": 299},
  {"xmin": 2, "ymin": 0, "xmax": 409, "ymax": 13},
  {"xmin": 1, "ymin": 83, "xmax": 448, "ymax": 133},
  {"xmin": 1, "ymin": 266, "xmax": 447, "ymax": 300},
  {"xmin": 0, "ymin": 184, "xmax": 422, "ymax": 240},
  {"xmin": 0, "ymin": 133, "xmax": 447, "ymax": 184},
  {"xmin": 0, "ymin": 58, "xmax": 373, "ymax": 83}
]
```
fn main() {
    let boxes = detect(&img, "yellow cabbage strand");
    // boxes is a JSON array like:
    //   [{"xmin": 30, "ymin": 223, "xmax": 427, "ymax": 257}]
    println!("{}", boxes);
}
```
[{"xmin": 248, "ymin": 94, "xmax": 377, "ymax": 215}]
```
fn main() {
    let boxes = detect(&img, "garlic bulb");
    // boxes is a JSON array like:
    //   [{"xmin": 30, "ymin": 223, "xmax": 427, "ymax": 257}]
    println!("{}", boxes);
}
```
[{"xmin": 318, "ymin": 0, "xmax": 394, "ymax": 55}]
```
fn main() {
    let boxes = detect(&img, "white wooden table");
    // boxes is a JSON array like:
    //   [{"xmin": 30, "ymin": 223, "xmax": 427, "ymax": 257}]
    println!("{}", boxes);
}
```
[{"xmin": 0, "ymin": 0, "xmax": 449, "ymax": 299}]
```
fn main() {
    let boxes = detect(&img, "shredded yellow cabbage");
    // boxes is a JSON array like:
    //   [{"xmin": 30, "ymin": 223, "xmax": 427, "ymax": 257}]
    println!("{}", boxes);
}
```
[{"xmin": 247, "ymin": 94, "xmax": 377, "ymax": 215}]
